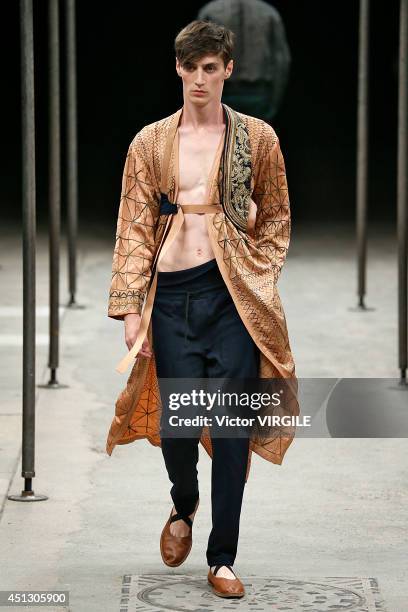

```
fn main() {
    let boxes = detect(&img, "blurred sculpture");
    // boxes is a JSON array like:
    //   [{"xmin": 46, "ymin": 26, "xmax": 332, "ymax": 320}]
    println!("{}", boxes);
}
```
[{"xmin": 198, "ymin": 0, "xmax": 291, "ymax": 122}]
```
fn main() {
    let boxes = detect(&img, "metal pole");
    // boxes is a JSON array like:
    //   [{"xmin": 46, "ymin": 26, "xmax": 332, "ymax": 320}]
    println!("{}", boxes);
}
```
[
  {"xmin": 39, "ymin": 0, "xmax": 68, "ymax": 389},
  {"xmin": 9, "ymin": 0, "xmax": 47, "ymax": 502},
  {"xmin": 66, "ymin": 0, "xmax": 83, "ymax": 309},
  {"xmin": 397, "ymin": 0, "xmax": 408, "ymax": 384},
  {"xmin": 356, "ymin": 0, "xmax": 369, "ymax": 309},
  {"xmin": 49, "ymin": 0, "xmax": 60, "ymax": 382}
]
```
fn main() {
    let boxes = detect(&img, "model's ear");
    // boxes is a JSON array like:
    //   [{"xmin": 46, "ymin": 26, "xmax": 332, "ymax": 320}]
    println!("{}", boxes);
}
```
[
  {"xmin": 175, "ymin": 57, "xmax": 182, "ymax": 77},
  {"xmin": 225, "ymin": 59, "xmax": 233, "ymax": 79}
]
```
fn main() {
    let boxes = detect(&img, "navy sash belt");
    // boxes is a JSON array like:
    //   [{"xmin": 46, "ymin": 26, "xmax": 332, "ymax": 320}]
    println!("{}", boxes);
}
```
[{"xmin": 160, "ymin": 193, "xmax": 178, "ymax": 215}]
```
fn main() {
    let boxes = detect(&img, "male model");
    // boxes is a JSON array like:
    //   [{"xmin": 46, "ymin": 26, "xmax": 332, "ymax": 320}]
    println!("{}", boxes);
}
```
[{"xmin": 106, "ymin": 20, "xmax": 299, "ymax": 599}]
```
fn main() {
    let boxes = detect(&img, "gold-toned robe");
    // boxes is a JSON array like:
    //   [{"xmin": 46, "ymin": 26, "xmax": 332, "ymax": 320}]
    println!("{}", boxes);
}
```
[{"xmin": 106, "ymin": 104, "xmax": 299, "ymax": 481}]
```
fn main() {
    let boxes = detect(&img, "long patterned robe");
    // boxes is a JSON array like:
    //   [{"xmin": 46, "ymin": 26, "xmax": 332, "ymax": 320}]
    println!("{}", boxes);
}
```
[{"xmin": 106, "ymin": 104, "xmax": 299, "ymax": 481}]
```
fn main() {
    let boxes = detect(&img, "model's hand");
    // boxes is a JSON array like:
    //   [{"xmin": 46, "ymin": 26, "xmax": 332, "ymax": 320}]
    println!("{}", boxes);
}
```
[
  {"xmin": 247, "ymin": 197, "xmax": 257, "ymax": 238},
  {"xmin": 124, "ymin": 313, "xmax": 153, "ymax": 358}
]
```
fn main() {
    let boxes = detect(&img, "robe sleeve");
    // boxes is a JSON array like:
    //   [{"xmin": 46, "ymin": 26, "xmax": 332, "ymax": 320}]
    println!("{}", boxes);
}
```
[
  {"xmin": 252, "ymin": 126, "xmax": 291, "ymax": 284},
  {"xmin": 108, "ymin": 131, "xmax": 159, "ymax": 320}
]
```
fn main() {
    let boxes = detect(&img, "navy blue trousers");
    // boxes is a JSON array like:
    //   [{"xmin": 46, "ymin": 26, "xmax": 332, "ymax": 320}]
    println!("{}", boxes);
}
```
[{"xmin": 152, "ymin": 258, "xmax": 260, "ymax": 567}]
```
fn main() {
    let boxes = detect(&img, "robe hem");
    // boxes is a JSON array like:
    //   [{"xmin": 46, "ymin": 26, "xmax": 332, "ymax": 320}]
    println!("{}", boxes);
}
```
[{"xmin": 106, "ymin": 428, "xmax": 287, "ymax": 468}]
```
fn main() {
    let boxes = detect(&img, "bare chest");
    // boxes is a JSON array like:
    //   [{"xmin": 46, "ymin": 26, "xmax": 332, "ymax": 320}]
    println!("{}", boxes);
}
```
[{"xmin": 177, "ymin": 129, "xmax": 224, "ymax": 201}]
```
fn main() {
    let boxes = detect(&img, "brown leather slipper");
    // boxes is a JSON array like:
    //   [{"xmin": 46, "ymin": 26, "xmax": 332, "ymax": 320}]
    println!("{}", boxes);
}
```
[
  {"xmin": 160, "ymin": 498, "xmax": 199, "ymax": 567},
  {"xmin": 207, "ymin": 565, "xmax": 245, "ymax": 598}
]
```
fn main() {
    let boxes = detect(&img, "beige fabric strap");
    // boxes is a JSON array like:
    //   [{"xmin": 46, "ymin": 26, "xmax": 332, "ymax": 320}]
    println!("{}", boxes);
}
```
[
  {"xmin": 160, "ymin": 109, "xmax": 182, "ymax": 193},
  {"xmin": 114, "ymin": 203, "xmax": 223, "ymax": 374},
  {"xmin": 115, "ymin": 210, "xmax": 184, "ymax": 373},
  {"xmin": 180, "ymin": 204, "xmax": 222, "ymax": 214},
  {"xmin": 115, "ymin": 108, "xmax": 223, "ymax": 374}
]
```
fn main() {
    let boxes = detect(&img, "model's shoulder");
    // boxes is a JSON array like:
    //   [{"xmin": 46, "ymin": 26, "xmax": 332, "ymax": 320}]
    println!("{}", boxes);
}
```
[
  {"xmin": 235, "ymin": 111, "xmax": 279, "ymax": 146},
  {"xmin": 130, "ymin": 111, "xmax": 178, "ymax": 148}
]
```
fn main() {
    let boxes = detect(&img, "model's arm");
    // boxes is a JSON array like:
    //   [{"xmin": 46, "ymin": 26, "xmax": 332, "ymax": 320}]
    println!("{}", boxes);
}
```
[
  {"xmin": 251, "ymin": 126, "xmax": 291, "ymax": 283},
  {"xmin": 108, "ymin": 131, "xmax": 159, "ymax": 322}
]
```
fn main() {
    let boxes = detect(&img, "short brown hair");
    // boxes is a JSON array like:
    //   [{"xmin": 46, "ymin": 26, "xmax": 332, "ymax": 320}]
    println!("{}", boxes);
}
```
[{"xmin": 175, "ymin": 20, "xmax": 234, "ymax": 68}]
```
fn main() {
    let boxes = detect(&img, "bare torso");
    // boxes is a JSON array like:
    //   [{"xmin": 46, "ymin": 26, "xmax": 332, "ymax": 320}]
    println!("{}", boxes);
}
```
[{"xmin": 157, "ymin": 123, "xmax": 225, "ymax": 272}]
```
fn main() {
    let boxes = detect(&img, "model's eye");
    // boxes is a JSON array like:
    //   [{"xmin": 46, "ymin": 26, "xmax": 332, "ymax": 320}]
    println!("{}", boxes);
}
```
[{"xmin": 206, "ymin": 66, "xmax": 216, "ymax": 72}]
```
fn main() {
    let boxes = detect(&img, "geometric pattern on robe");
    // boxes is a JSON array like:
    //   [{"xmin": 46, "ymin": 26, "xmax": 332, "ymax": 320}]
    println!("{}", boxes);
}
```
[{"xmin": 106, "ymin": 105, "xmax": 300, "ymax": 481}]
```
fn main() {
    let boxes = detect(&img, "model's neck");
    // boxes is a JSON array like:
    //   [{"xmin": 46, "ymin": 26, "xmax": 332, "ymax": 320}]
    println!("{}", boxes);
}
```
[{"xmin": 180, "ymin": 100, "xmax": 224, "ymax": 130}]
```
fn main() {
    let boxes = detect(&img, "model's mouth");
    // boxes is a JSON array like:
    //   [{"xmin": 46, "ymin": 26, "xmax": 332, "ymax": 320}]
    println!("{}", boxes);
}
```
[{"xmin": 192, "ymin": 90, "xmax": 206, "ymax": 94}]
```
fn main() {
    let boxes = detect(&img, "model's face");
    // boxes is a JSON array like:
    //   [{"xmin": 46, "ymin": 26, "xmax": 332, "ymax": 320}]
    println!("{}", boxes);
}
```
[{"xmin": 176, "ymin": 54, "xmax": 233, "ymax": 106}]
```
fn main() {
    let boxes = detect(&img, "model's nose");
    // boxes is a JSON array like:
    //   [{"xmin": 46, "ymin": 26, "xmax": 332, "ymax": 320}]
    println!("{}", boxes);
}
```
[{"xmin": 195, "ymin": 68, "xmax": 205, "ymax": 85}]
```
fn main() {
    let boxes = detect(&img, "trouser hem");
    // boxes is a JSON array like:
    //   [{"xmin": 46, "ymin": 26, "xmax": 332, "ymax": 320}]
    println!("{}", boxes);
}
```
[{"xmin": 207, "ymin": 559, "xmax": 235, "ymax": 567}]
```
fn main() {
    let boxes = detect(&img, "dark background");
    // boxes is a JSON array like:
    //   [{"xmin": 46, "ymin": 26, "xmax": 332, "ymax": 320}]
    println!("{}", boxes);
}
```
[{"xmin": 2, "ymin": 1, "xmax": 400, "ymax": 227}]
